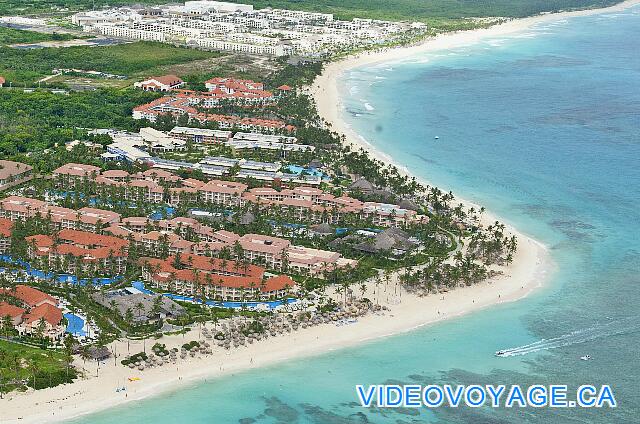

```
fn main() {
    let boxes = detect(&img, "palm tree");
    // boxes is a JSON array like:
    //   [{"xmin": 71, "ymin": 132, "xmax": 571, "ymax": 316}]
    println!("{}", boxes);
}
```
[
  {"xmin": 29, "ymin": 360, "xmax": 39, "ymax": 389},
  {"xmin": 359, "ymin": 283, "xmax": 367, "ymax": 300},
  {"xmin": 35, "ymin": 318, "xmax": 47, "ymax": 347},
  {"xmin": 1, "ymin": 315, "xmax": 13, "ymax": 338},
  {"xmin": 63, "ymin": 334, "xmax": 75, "ymax": 381}
]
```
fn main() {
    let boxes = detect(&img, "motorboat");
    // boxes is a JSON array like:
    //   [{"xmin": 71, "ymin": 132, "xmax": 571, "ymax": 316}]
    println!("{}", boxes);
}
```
[{"xmin": 580, "ymin": 355, "xmax": 592, "ymax": 361}]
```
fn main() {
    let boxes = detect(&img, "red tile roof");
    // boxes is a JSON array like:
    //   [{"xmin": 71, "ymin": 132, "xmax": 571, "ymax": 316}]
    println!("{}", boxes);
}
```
[
  {"xmin": 133, "ymin": 96, "xmax": 293, "ymax": 131},
  {"xmin": 27, "ymin": 230, "xmax": 129, "ymax": 259},
  {"xmin": 0, "ymin": 160, "xmax": 33, "ymax": 180},
  {"xmin": 23, "ymin": 303, "xmax": 63, "ymax": 326},
  {"xmin": 102, "ymin": 169, "xmax": 130, "ymax": 178},
  {"xmin": 151, "ymin": 75, "xmax": 183, "ymax": 86},
  {"xmin": 144, "ymin": 253, "xmax": 264, "ymax": 279},
  {"xmin": 140, "ymin": 253, "xmax": 293, "ymax": 292},
  {"xmin": 0, "ymin": 302, "xmax": 25, "ymax": 318},
  {"xmin": 0, "ymin": 217, "xmax": 12, "ymax": 237},
  {"xmin": 52, "ymin": 163, "xmax": 101, "ymax": 177},
  {"xmin": 263, "ymin": 275, "xmax": 295, "ymax": 292},
  {"xmin": 0, "ymin": 285, "xmax": 58, "ymax": 307},
  {"xmin": 200, "ymin": 179, "xmax": 247, "ymax": 195},
  {"xmin": 58, "ymin": 229, "xmax": 128, "ymax": 251}
]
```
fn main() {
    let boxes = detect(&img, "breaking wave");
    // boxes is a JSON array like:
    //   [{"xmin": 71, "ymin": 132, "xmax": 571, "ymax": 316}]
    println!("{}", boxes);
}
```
[{"xmin": 497, "ymin": 317, "xmax": 640, "ymax": 357}]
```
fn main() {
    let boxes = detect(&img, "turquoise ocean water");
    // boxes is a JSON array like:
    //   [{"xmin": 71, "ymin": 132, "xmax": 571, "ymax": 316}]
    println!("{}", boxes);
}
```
[{"xmin": 71, "ymin": 6, "xmax": 640, "ymax": 424}]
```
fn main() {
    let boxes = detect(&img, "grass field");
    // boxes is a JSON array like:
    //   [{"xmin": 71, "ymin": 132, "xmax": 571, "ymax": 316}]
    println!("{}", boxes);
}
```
[
  {"xmin": 0, "ymin": 41, "xmax": 223, "ymax": 85},
  {"xmin": 0, "ymin": 339, "xmax": 76, "ymax": 392},
  {"xmin": 0, "ymin": 26, "xmax": 84, "ymax": 45}
]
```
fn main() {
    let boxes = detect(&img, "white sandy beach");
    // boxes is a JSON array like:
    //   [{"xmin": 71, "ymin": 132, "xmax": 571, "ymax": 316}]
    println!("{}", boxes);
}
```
[
  {"xmin": 4, "ymin": 1, "xmax": 639, "ymax": 422},
  {"xmin": 1, "ymin": 233, "xmax": 549, "ymax": 424}
]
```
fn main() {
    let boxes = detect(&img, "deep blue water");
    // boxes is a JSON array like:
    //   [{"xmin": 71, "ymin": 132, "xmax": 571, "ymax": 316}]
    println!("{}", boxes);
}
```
[{"xmin": 70, "ymin": 6, "xmax": 640, "ymax": 424}]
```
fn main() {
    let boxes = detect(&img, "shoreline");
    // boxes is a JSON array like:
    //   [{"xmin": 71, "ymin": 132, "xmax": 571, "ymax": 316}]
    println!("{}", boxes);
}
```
[
  {"xmin": 5, "ymin": 1, "xmax": 640, "ymax": 422},
  {"xmin": 1, "ymin": 234, "xmax": 551, "ymax": 424},
  {"xmin": 309, "ymin": 0, "xmax": 640, "ymax": 204}
]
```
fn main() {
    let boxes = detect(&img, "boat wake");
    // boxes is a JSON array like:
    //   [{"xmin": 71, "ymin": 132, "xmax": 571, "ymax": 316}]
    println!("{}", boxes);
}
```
[{"xmin": 496, "ymin": 317, "xmax": 640, "ymax": 357}]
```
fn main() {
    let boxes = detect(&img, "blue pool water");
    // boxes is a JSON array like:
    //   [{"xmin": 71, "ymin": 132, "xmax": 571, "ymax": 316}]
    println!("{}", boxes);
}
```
[
  {"xmin": 148, "ymin": 206, "xmax": 175, "ymax": 221},
  {"xmin": 70, "ymin": 5, "xmax": 640, "ymax": 424},
  {"xmin": 65, "ymin": 313, "xmax": 86, "ymax": 337},
  {"xmin": 0, "ymin": 255, "xmax": 122, "ymax": 286},
  {"xmin": 130, "ymin": 281, "xmax": 297, "ymax": 310},
  {"xmin": 285, "ymin": 165, "xmax": 329, "ymax": 179}
]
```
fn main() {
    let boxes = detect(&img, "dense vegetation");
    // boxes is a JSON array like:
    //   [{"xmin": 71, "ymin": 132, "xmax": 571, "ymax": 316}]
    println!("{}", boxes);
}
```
[
  {"xmin": 0, "ymin": 339, "xmax": 77, "ymax": 393},
  {"xmin": 0, "ymin": 26, "xmax": 84, "ymax": 45},
  {"xmin": 0, "ymin": 0, "xmax": 622, "ymax": 21},
  {"xmin": 266, "ymin": 59, "xmax": 324, "ymax": 88},
  {"xmin": 0, "ymin": 41, "xmax": 222, "ymax": 85},
  {"xmin": 253, "ymin": 0, "xmax": 623, "ymax": 19},
  {"xmin": 0, "ymin": 88, "xmax": 158, "ymax": 155},
  {"xmin": 0, "ymin": 0, "xmax": 164, "ymax": 15}
]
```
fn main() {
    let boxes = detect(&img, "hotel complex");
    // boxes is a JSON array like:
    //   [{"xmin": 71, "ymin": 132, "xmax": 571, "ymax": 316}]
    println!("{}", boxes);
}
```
[
  {"xmin": 0, "ymin": 285, "xmax": 65, "ymax": 340},
  {"xmin": 45, "ymin": 164, "xmax": 426, "ymax": 227},
  {"xmin": 71, "ymin": 1, "xmax": 427, "ymax": 57}
]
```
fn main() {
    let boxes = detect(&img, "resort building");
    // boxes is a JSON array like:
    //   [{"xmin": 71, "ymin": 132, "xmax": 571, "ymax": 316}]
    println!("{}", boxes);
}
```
[
  {"xmin": 0, "ymin": 285, "xmax": 64, "ymax": 339},
  {"xmin": 71, "ymin": 3, "xmax": 426, "ymax": 57},
  {"xmin": 18, "ymin": 303, "xmax": 65, "ymax": 340},
  {"xmin": 26, "ymin": 229, "xmax": 129, "ymax": 275},
  {"xmin": 132, "ymin": 95, "xmax": 296, "ymax": 132},
  {"xmin": 130, "ymin": 230, "xmax": 195, "ymax": 256},
  {"xmin": 224, "ymin": 139, "xmax": 315, "ymax": 153},
  {"xmin": 169, "ymin": 127, "xmax": 232, "ymax": 144},
  {"xmin": 139, "ymin": 127, "xmax": 187, "ymax": 153},
  {"xmin": 0, "ymin": 217, "xmax": 12, "ymax": 253},
  {"xmin": 0, "ymin": 196, "xmax": 46, "ymax": 221},
  {"xmin": 224, "ymin": 131, "xmax": 312, "ymax": 153},
  {"xmin": 106, "ymin": 215, "xmax": 357, "ymax": 278},
  {"xmin": 231, "ymin": 131, "xmax": 298, "ymax": 144},
  {"xmin": 204, "ymin": 77, "xmax": 264, "ymax": 93},
  {"xmin": 0, "ymin": 160, "xmax": 33, "ymax": 190},
  {"xmin": 198, "ymin": 180, "xmax": 247, "ymax": 206},
  {"xmin": 140, "ymin": 253, "xmax": 295, "ymax": 301},
  {"xmin": 134, "ymin": 75, "xmax": 185, "ymax": 92},
  {"xmin": 52, "ymin": 163, "xmax": 101, "ymax": 187},
  {"xmin": 0, "ymin": 196, "xmax": 121, "ymax": 232},
  {"xmin": 102, "ymin": 127, "xmax": 186, "ymax": 163},
  {"xmin": 55, "ymin": 166, "xmax": 185, "ymax": 205},
  {"xmin": 236, "ymin": 233, "xmax": 290, "ymax": 269},
  {"xmin": 102, "ymin": 130, "xmax": 153, "ymax": 163},
  {"xmin": 240, "ymin": 187, "xmax": 425, "ymax": 227},
  {"xmin": 0, "ymin": 302, "xmax": 25, "ymax": 326},
  {"xmin": 149, "ymin": 158, "xmax": 320, "ymax": 185}
]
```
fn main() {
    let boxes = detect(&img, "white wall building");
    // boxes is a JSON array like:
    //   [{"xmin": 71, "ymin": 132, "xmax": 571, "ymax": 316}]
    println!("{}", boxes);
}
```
[{"xmin": 72, "ymin": 1, "xmax": 426, "ymax": 57}]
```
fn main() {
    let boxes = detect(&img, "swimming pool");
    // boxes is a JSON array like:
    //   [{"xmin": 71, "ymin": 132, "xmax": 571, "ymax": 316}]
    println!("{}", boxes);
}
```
[
  {"xmin": 0, "ymin": 255, "xmax": 123, "ymax": 286},
  {"xmin": 64, "ymin": 313, "xmax": 86, "ymax": 337},
  {"xmin": 285, "ymin": 165, "xmax": 329, "ymax": 179},
  {"xmin": 131, "ymin": 281, "xmax": 298, "ymax": 310}
]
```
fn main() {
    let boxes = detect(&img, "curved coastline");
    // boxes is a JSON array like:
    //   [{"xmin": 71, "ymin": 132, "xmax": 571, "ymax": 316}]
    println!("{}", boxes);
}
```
[
  {"xmin": 4, "ymin": 2, "xmax": 640, "ymax": 423},
  {"xmin": 1, "ymin": 237, "xmax": 550, "ymax": 424}
]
